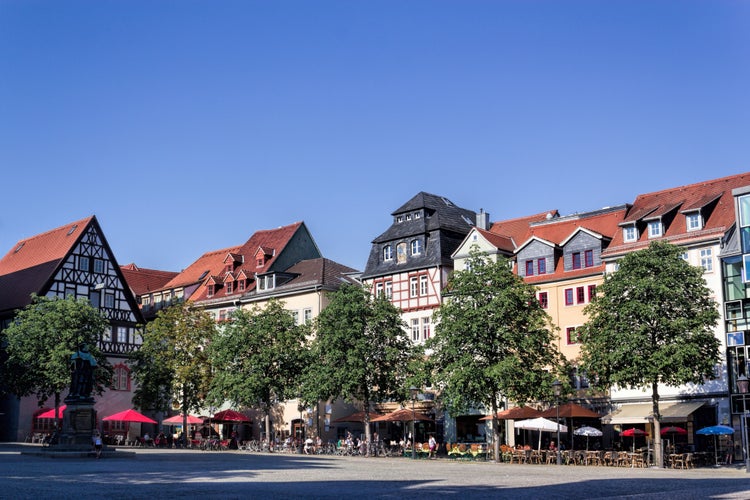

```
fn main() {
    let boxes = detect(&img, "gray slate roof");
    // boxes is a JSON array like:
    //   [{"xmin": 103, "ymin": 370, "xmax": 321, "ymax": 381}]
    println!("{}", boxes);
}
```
[{"xmin": 363, "ymin": 192, "xmax": 476, "ymax": 279}]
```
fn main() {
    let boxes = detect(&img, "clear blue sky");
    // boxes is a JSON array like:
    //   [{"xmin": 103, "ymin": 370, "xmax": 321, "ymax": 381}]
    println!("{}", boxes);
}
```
[{"xmin": 1, "ymin": 1, "xmax": 748, "ymax": 273}]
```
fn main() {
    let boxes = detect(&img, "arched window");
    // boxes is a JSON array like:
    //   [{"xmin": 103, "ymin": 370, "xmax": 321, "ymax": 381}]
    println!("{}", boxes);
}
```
[{"xmin": 112, "ymin": 363, "xmax": 131, "ymax": 391}]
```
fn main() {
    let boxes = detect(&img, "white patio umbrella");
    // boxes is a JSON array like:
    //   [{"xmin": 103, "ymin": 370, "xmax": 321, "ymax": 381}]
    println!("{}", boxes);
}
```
[
  {"xmin": 514, "ymin": 417, "xmax": 568, "ymax": 451},
  {"xmin": 573, "ymin": 426, "xmax": 603, "ymax": 450}
]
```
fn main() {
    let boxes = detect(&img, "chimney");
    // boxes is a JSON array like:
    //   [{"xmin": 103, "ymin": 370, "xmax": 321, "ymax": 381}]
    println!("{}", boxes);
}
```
[{"xmin": 476, "ymin": 209, "xmax": 490, "ymax": 230}]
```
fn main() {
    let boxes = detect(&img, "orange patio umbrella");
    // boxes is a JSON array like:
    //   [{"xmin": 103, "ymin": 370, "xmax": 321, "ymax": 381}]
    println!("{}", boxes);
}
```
[{"xmin": 480, "ymin": 406, "xmax": 542, "ymax": 421}]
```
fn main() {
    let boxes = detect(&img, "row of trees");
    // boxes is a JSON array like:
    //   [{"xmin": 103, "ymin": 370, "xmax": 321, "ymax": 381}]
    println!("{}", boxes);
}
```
[{"xmin": 0, "ymin": 241, "xmax": 721, "ymax": 468}]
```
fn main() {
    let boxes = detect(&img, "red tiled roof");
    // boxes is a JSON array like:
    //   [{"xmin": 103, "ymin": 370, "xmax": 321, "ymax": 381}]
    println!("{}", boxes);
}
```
[
  {"xmin": 519, "ymin": 207, "xmax": 628, "ymax": 252},
  {"xmin": 161, "ymin": 246, "xmax": 242, "ymax": 290},
  {"xmin": 120, "ymin": 263, "xmax": 179, "ymax": 296},
  {"xmin": 0, "ymin": 216, "xmax": 94, "ymax": 275},
  {"xmin": 475, "ymin": 227, "xmax": 516, "ymax": 253},
  {"xmin": 157, "ymin": 222, "xmax": 305, "ymax": 302},
  {"xmin": 605, "ymin": 172, "xmax": 750, "ymax": 256},
  {"xmin": 0, "ymin": 216, "xmax": 95, "ymax": 313},
  {"xmin": 489, "ymin": 210, "xmax": 558, "ymax": 244}
]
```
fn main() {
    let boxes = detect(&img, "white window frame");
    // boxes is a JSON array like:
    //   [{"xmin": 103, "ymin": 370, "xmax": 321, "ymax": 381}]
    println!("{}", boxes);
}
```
[
  {"xmin": 411, "ymin": 239, "xmax": 422, "ymax": 255},
  {"xmin": 422, "ymin": 317, "xmax": 431, "ymax": 340},
  {"xmin": 410, "ymin": 277, "xmax": 418, "ymax": 297},
  {"xmin": 411, "ymin": 319, "xmax": 420, "ymax": 341},
  {"xmin": 623, "ymin": 225, "xmax": 637, "ymax": 242},
  {"xmin": 647, "ymin": 220, "xmax": 662, "ymax": 238},
  {"xmin": 686, "ymin": 212, "xmax": 702, "ymax": 231},
  {"xmin": 419, "ymin": 275, "xmax": 428, "ymax": 296},
  {"xmin": 375, "ymin": 282, "xmax": 384, "ymax": 298},
  {"xmin": 385, "ymin": 281, "xmax": 392, "ymax": 299},
  {"xmin": 700, "ymin": 248, "xmax": 713, "ymax": 272},
  {"xmin": 303, "ymin": 308, "xmax": 313, "ymax": 323},
  {"xmin": 383, "ymin": 245, "xmax": 393, "ymax": 261},
  {"xmin": 117, "ymin": 326, "xmax": 128, "ymax": 344}
]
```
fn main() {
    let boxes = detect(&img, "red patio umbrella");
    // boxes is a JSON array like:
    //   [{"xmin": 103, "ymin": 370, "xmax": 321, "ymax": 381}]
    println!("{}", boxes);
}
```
[
  {"xmin": 102, "ymin": 409, "xmax": 157, "ymax": 424},
  {"xmin": 163, "ymin": 414, "xmax": 204, "ymax": 425},
  {"xmin": 211, "ymin": 409, "xmax": 251, "ymax": 423},
  {"xmin": 660, "ymin": 426, "xmax": 687, "ymax": 435},
  {"xmin": 621, "ymin": 427, "xmax": 647, "ymax": 453},
  {"xmin": 37, "ymin": 405, "xmax": 66, "ymax": 419}
]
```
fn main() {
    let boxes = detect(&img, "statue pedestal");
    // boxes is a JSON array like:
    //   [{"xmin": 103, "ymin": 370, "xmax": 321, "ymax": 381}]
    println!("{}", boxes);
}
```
[{"xmin": 56, "ymin": 399, "xmax": 97, "ymax": 451}]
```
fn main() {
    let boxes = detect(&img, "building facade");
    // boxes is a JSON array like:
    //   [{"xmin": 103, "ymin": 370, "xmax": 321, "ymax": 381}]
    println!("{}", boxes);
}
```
[
  {"xmin": 132, "ymin": 221, "xmax": 360, "ymax": 443},
  {"xmin": 0, "ymin": 216, "xmax": 144, "ymax": 441},
  {"xmin": 599, "ymin": 172, "xmax": 750, "ymax": 440},
  {"xmin": 362, "ymin": 192, "xmax": 477, "ymax": 345}
]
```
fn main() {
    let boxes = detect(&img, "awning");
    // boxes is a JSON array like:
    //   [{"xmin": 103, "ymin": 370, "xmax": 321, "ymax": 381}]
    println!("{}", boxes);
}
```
[{"xmin": 602, "ymin": 401, "xmax": 704, "ymax": 425}]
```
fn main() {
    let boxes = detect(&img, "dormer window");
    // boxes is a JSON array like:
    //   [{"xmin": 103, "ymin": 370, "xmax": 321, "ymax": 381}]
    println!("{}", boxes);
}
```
[
  {"xmin": 207, "ymin": 284, "xmax": 215, "ymax": 298},
  {"xmin": 226, "ymin": 281, "xmax": 233, "ymax": 294},
  {"xmin": 396, "ymin": 216, "xmax": 403, "ymax": 223},
  {"xmin": 258, "ymin": 275, "xmax": 275, "ymax": 291},
  {"xmin": 383, "ymin": 245, "xmax": 393, "ymax": 261},
  {"xmin": 686, "ymin": 212, "xmax": 702, "ymax": 231},
  {"xmin": 623, "ymin": 225, "xmax": 637, "ymax": 242},
  {"xmin": 537, "ymin": 258, "xmax": 546, "ymax": 275},
  {"xmin": 414, "ymin": 212, "xmax": 421, "ymax": 219},
  {"xmin": 648, "ymin": 220, "xmax": 662, "ymax": 238},
  {"xmin": 406, "ymin": 214, "xmax": 412, "ymax": 221},
  {"xmin": 411, "ymin": 239, "xmax": 422, "ymax": 255}
]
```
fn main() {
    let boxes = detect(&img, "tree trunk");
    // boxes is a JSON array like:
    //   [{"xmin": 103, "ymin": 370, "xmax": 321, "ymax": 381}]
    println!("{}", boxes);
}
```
[
  {"xmin": 363, "ymin": 402, "xmax": 371, "ymax": 457},
  {"xmin": 492, "ymin": 396, "xmax": 500, "ymax": 463},
  {"xmin": 265, "ymin": 412, "xmax": 272, "ymax": 451},
  {"xmin": 652, "ymin": 382, "xmax": 662, "ymax": 468}
]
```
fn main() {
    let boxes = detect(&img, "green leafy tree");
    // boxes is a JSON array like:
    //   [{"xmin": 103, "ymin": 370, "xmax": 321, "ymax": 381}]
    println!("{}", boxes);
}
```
[
  {"xmin": 579, "ymin": 240, "xmax": 720, "ymax": 468},
  {"xmin": 427, "ymin": 249, "xmax": 562, "ymax": 463},
  {"xmin": 1, "ymin": 295, "xmax": 111, "ymax": 431},
  {"xmin": 207, "ymin": 299, "xmax": 310, "ymax": 443},
  {"xmin": 131, "ymin": 302, "xmax": 215, "ymax": 430},
  {"xmin": 302, "ymin": 284, "xmax": 416, "ymax": 453}
]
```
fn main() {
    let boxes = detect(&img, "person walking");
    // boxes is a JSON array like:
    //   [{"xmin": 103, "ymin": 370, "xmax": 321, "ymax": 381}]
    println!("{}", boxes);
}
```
[{"xmin": 92, "ymin": 431, "xmax": 103, "ymax": 459}]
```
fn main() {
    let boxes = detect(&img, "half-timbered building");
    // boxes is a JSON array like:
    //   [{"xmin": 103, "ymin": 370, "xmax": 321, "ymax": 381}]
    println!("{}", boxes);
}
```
[
  {"xmin": 0, "ymin": 216, "xmax": 144, "ymax": 441},
  {"xmin": 362, "ymin": 192, "xmax": 477, "ymax": 345}
]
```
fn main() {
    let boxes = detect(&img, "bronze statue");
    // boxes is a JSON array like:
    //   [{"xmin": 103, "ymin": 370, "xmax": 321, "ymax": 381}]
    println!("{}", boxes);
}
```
[{"xmin": 68, "ymin": 344, "xmax": 97, "ymax": 402}]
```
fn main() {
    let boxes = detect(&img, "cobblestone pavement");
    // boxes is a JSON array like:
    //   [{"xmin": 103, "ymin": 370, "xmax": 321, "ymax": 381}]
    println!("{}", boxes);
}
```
[{"xmin": 2, "ymin": 444, "xmax": 749, "ymax": 499}]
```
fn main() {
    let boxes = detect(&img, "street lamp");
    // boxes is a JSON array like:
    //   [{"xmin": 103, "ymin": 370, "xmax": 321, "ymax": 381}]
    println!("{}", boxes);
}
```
[
  {"xmin": 552, "ymin": 379, "xmax": 562, "ymax": 466},
  {"xmin": 410, "ymin": 385, "xmax": 418, "ymax": 460},
  {"xmin": 737, "ymin": 375, "xmax": 749, "ymax": 473}
]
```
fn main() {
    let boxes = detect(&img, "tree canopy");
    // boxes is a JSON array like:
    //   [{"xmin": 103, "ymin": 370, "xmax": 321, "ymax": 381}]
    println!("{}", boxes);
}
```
[
  {"xmin": 302, "ymin": 284, "xmax": 416, "ymax": 451},
  {"xmin": 579, "ymin": 240, "xmax": 720, "ymax": 467},
  {"xmin": 427, "ymin": 249, "xmax": 562, "ymax": 461},
  {"xmin": 1, "ymin": 295, "xmax": 111, "ymax": 427},
  {"xmin": 207, "ymin": 299, "xmax": 310, "ymax": 440},
  {"xmin": 130, "ymin": 301, "xmax": 215, "ymax": 425}
]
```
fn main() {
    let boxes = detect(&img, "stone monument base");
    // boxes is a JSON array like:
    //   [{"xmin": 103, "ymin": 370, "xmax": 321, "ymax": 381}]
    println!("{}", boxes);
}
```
[{"xmin": 55, "ymin": 400, "xmax": 97, "ymax": 451}]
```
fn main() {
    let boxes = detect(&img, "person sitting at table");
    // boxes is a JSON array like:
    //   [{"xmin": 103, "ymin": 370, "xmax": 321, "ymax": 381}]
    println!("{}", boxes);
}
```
[{"xmin": 548, "ymin": 440, "xmax": 557, "ymax": 451}]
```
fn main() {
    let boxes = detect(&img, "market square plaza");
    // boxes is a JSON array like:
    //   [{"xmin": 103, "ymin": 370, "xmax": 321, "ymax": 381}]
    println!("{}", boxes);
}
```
[{"xmin": 1, "ymin": 444, "xmax": 749, "ymax": 499}]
